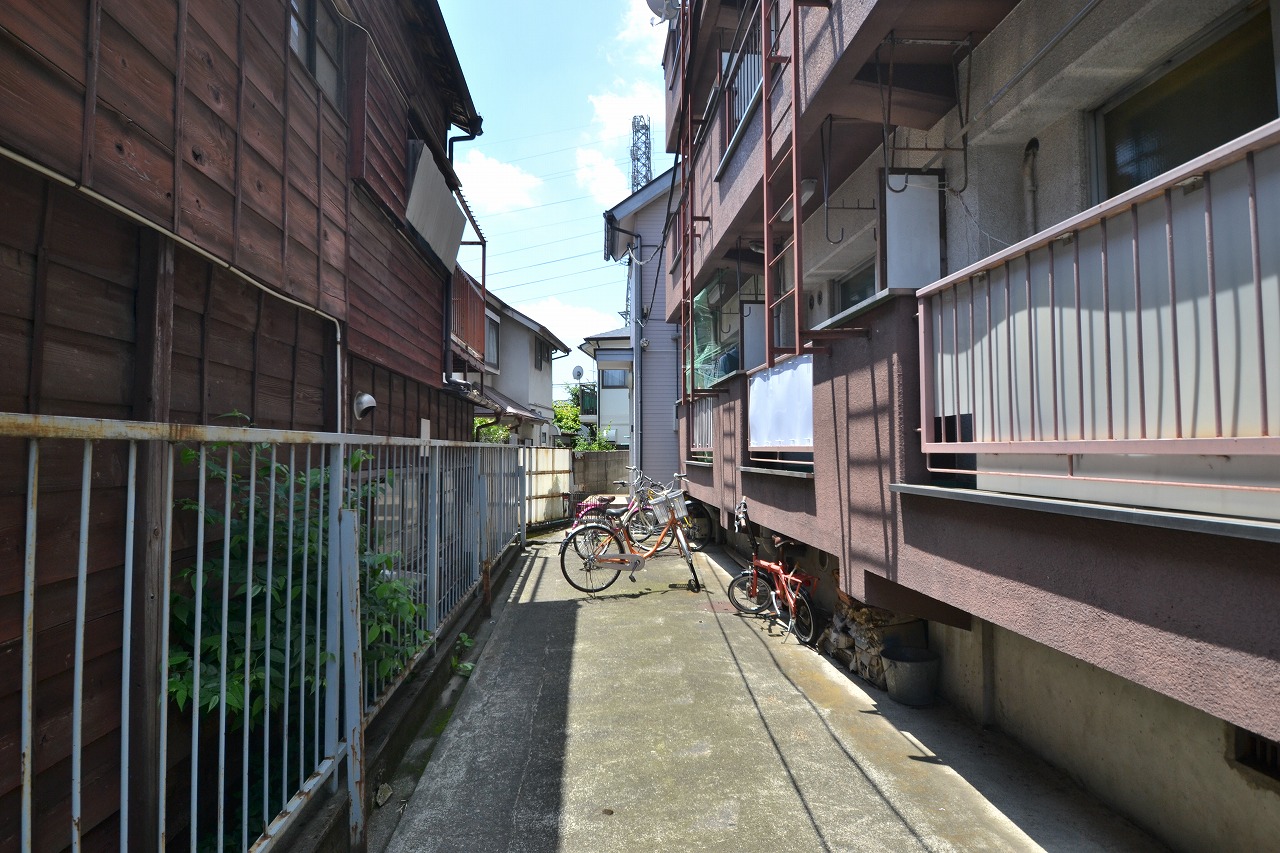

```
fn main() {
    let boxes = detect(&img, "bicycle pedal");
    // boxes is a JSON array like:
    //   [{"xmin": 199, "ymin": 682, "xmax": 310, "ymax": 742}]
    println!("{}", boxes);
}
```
[{"xmin": 628, "ymin": 574, "xmax": 637, "ymax": 582}]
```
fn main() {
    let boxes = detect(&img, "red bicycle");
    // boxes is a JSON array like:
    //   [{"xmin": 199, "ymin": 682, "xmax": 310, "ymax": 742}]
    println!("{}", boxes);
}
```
[{"xmin": 727, "ymin": 499, "xmax": 819, "ymax": 644}]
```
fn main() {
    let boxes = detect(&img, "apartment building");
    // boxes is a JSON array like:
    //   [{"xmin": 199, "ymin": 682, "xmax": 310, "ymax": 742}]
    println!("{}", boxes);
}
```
[{"xmin": 661, "ymin": 0, "xmax": 1280, "ymax": 846}]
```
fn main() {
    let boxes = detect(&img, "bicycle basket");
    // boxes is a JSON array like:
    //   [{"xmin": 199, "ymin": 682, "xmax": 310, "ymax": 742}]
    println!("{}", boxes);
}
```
[{"xmin": 652, "ymin": 490, "xmax": 689, "ymax": 522}]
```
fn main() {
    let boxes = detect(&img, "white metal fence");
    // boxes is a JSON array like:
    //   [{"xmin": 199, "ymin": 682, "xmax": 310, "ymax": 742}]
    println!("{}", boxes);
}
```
[{"xmin": 5, "ymin": 413, "xmax": 523, "ymax": 852}]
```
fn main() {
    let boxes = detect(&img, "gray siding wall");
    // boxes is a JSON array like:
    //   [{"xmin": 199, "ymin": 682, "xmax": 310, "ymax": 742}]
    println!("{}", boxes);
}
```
[{"xmin": 632, "ymin": 199, "xmax": 681, "ymax": 480}]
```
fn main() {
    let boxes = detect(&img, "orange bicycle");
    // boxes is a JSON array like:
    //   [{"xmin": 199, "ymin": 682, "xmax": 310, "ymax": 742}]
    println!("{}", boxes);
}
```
[
  {"xmin": 727, "ymin": 498, "xmax": 819, "ymax": 644},
  {"xmin": 559, "ymin": 487, "xmax": 703, "ymax": 593}
]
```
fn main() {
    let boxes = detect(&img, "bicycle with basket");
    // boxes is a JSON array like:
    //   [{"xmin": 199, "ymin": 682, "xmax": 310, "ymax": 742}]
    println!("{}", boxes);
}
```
[{"xmin": 559, "ymin": 477, "xmax": 704, "ymax": 594}]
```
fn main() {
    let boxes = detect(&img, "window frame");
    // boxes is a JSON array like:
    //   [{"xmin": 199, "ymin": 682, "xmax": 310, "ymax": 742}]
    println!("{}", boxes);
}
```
[
  {"xmin": 290, "ymin": 0, "xmax": 345, "ymax": 112},
  {"xmin": 1090, "ymin": 3, "xmax": 1278, "ymax": 202},
  {"xmin": 485, "ymin": 312, "xmax": 501, "ymax": 369},
  {"xmin": 600, "ymin": 369, "xmax": 629, "ymax": 389}
]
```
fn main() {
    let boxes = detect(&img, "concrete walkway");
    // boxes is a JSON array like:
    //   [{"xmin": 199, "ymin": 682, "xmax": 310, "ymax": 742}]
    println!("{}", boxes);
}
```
[{"xmin": 383, "ymin": 535, "xmax": 1164, "ymax": 853}]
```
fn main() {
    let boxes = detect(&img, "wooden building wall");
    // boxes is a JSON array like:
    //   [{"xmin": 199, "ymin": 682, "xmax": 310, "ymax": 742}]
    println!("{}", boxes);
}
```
[{"xmin": 0, "ymin": 0, "xmax": 471, "ymax": 425}]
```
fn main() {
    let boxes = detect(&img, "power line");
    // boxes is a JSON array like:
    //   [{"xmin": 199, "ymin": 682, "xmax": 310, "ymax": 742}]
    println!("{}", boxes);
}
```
[
  {"xmin": 497, "ymin": 133, "xmax": 631, "ymax": 165},
  {"xmin": 491, "ymin": 261, "xmax": 622, "ymax": 290},
  {"xmin": 481, "ymin": 194, "xmax": 595, "ymax": 218},
  {"xmin": 487, "ymin": 230, "xmax": 599, "ymax": 258},
  {"xmin": 468, "ymin": 122, "xmax": 597, "ymax": 149},
  {"xmin": 508, "ymin": 279, "xmax": 626, "ymax": 305},
  {"xmin": 487, "ymin": 250, "xmax": 605, "ymax": 277}
]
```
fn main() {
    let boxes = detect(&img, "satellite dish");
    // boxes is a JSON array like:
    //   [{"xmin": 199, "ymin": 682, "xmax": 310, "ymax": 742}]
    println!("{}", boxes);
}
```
[
  {"xmin": 646, "ymin": 0, "xmax": 680, "ymax": 22},
  {"xmin": 572, "ymin": 365, "xmax": 584, "ymax": 381}
]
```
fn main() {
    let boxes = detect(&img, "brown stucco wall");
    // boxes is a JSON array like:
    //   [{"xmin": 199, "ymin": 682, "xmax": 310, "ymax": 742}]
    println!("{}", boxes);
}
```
[{"xmin": 683, "ymin": 292, "xmax": 1280, "ymax": 741}]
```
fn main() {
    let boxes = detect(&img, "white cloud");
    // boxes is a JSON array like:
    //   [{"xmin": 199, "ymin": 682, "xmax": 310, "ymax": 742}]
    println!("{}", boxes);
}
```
[
  {"xmin": 615, "ymin": 1, "xmax": 671, "ymax": 65},
  {"xmin": 576, "ymin": 147, "xmax": 628, "ymax": 207},
  {"xmin": 454, "ymin": 150, "xmax": 543, "ymax": 215},
  {"xmin": 568, "ymin": 3, "xmax": 668, "ymax": 206}
]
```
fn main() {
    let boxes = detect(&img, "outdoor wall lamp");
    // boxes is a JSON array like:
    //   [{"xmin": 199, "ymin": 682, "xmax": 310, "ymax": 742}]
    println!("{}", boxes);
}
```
[{"xmin": 353, "ymin": 392, "xmax": 377, "ymax": 420}]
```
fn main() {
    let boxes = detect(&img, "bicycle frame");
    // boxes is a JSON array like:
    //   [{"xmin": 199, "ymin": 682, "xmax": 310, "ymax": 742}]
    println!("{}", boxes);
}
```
[
  {"xmin": 563, "ymin": 495, "xmax": 703, "ymax": 593},
  {"xmin": 732, "ymin": 500, "xmax": 818, "ymax": 641}
]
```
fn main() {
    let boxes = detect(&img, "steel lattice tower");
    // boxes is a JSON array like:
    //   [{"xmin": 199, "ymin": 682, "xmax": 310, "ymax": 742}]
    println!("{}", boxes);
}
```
[{"xmin": 630, "ymin": 115, "xmax": 652, "ymax": 192}]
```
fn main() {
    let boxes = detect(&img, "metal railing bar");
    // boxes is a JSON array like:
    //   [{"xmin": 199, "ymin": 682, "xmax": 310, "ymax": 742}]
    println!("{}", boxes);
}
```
[
  {"xmin": 282, "ymin": 445, "xmax": 296, "ymax": 810},
  {"xmin": 299, "ymin": 445, "xmax": 311, "ymax": 787},
  {"xmin": 1102, "ymin": 219, "xmax": 1114, "ymax": 440},
  {"xmin": 324, "ymin": 445, "xmax": 343, "ymax": 789},
  {"xmin": 1026, "ymin": 256, "xmax": 1036, "ymax": 442},
  {"xmin": 1164, "ymin": 189, "xmax": 1184, "ymax": 438},
  {"xmin": 158, "ymin": 447, "xmax": 175, "ymax": 850},
  {"xmin": 242, "ymin": 444, "xmax": 258, "ymax": 850},
  {"xmin": 986, "ymin": 276, "xmax": 996, "ymax": 443},
  {"xmin": 1132, "ymin": 204, "xmax": 1147, "ymax": 439},
  {"xmin": 1204, "ymin": 172, "xmax": 1223, "ymax": 437},
  {"xmin": 71, "ymin": 440, "xmax": 92, "ymax": 852},
  {"xmin": 190, "ymin": 445, "xmax": 208, "ymax": 853},
  {"xmin": 1247, "ymin": 154, "xmax": 1270, "ymax": 435},
  {"xmin": 216, "ymin": 444, "xmax": 234, "ymax": 852},
  {"xmin": 1005, "ymin": 265, "xmax": 1014, "ymax": 441},
  {"xmin": 968, "ymin": 280, "xmax": 977, "ymax": 442},
  {"xmin": 313, "ymin": 449, "xmax": 325, "ymax": 770},
  {"xmin": 263, "ymin": 445, "xmax": 277, "ymax": 834},
  {"xmin": 920, "ymin": 435, "xmax": 1280, "ymax": 454},
  {"xmin": 0, "ymin": 412, "xmax": 430, "ymax": 445},
  {"xmin": 951, "ymin": 291, "xmax": 960, "ymax": 444},
  {"xmin": 1074, "ymin": 234, "xmax": 1085, "ymax": 440},
  {"xmin": 20, "ymin": 439, "xmax": 38, "ymax": 852},
  {"xmin": 1048, "ymin": 240, "xmax": 1060, "ymax": 441},
  {"xmin": 119, "ymin": 441, "xmax": 137, "ymax": 851},
  {"xmin": 250, "ymin": 756, "xmax": 340, "ymax": 853}
]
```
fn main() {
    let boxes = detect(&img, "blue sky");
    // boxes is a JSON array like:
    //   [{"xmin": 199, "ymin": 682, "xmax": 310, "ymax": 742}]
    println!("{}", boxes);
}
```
[{"xmin": 439, "ymin": 1, "xmax": 670, "ymax": 396}]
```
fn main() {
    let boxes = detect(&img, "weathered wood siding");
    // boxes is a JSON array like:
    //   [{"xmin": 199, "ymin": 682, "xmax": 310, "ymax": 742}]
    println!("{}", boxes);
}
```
[
  {"xmin": 0, "ymin": 0, "xmax": 469, "ymax": 407},
  {"xmin": 347, "ymin": 354, "xmax": 470, "ymax": 441},
  {"xmin": 346, "ymin": 192, "xmax": 446, "ymax": 388}
]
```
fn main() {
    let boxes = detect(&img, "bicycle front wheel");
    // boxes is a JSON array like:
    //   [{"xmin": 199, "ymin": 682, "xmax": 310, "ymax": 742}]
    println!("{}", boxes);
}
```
[
  {"xmin": 787, "ymin": 589, "xmax": 819, "ymax": 645},
  {"xmin": 727, "ymin": 571, "xmax": 771, "ymax": 614},
  {"xmin": 560, "ymin": 523, "xmax": 625, "ymax": 593}
]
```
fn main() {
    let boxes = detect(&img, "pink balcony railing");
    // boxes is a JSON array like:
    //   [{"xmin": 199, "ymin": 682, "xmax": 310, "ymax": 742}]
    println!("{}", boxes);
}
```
[{"xmin": 918, "ymin": 120, "xmax": 1280, "ymax": 510}]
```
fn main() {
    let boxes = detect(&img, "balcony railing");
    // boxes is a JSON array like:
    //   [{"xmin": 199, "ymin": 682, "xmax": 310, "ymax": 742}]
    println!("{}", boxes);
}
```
[
  {"xmin": 690, "ymin": 395, "xmax": 715, "ymax": 461},
  {"xmin": 451, "ymin": 268, "xmax": 486, "ymax": 363},
  {"xmin": 919, "ymin": 120, "xmax": 1280, "ymax": 517},
  {"xmin": 721, "ymin": 2, "xmax": 763, "ymax": 152}
]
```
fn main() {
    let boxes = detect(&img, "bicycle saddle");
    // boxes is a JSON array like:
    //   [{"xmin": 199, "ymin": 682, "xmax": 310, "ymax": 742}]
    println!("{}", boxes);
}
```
[
  {"xmin": 771, "ymin": 534, "xmax": 799, "ymax": 551},
  {"xmin": 603, "ymin": 505, "xmax": 629, "ymax": 518}
]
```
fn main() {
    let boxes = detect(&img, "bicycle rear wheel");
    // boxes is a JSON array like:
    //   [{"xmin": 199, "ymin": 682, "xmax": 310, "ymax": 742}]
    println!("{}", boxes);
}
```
[
  {"xmin": 680, "ymin": 509, "xmax": 711, "ymax": 551},
  {"xmin": 627, "ymin": 507, "xmax": 660, "ymax": 543},
  {"xmin": 786, "ymin": 589, "xmax": 819, "ymax": 645},
  {"xmin": 560, "ymin": 523, "xmax": 625, "ymax": 593},
  {"xmin": 727, "ymin": 571, "xmax": 771, "ymax": 614}
]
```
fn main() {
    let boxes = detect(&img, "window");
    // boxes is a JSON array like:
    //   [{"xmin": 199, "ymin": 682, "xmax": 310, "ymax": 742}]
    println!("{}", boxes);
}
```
[
  {"xmin": 836, "ymin": 261, "xmax": 877, "ymax": 313},
  {"xmin": 600, "ymin": 369, "xmax": 629, "ymax": 389},
  {"xmin": 290, "ymin": 0, "xmax": 344, "ymax": 109},
  {"xmin": 691, "ymin": 272, "xmax": 765, "ymax": 391},
  {"xmin": 485, "ymin": 314, "xmax": 500, "ymax": 368},
  {"xmin": 535, "ymin": 339, "xmax": 551, "ymax": 371},
  {"xmin": 1097, "ymin": 8, "xmax": 1276, "ymax": 197}
]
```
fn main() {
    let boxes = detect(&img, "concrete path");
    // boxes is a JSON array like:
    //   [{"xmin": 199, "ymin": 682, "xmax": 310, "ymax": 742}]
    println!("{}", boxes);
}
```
[{"xmin": 384, "ymin": 535, "xmax": 1164, "ymax": 853}]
